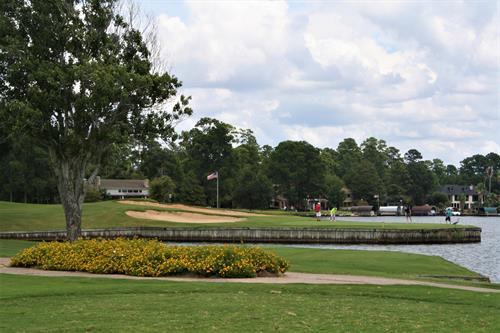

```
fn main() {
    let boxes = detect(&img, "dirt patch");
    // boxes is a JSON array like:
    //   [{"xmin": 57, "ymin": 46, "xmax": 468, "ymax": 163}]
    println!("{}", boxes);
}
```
[
  {"xmin": 119, "ymin": 200, "xmax": 268, "ymax": 217},
  {"xmin": 125, "ymin": 210, "xmax": 245, "ymax": 223}
]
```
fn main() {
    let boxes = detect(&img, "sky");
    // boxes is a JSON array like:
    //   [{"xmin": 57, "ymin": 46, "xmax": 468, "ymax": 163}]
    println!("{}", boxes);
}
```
[{"xmin": 139, "ymin": 0, "xmax": 499, "ymax": 166}]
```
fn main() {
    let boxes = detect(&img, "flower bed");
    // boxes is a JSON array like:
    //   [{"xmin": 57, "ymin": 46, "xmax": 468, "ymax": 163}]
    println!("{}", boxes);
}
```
[{"xmin": 10, "ymin": 238, "xmax": 289, "ymax": 278}]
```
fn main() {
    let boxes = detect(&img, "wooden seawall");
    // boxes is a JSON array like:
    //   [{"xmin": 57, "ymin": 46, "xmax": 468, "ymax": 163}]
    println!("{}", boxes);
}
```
[{"xmin": 0, "ymin": 227, "xmax": 481, "ymax": 244}]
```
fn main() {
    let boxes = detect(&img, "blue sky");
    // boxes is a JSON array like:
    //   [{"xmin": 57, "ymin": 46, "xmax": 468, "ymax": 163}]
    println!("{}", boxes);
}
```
[{"xmin": 140, "ymin": 0, "xmax": 499, "ymax": 166}]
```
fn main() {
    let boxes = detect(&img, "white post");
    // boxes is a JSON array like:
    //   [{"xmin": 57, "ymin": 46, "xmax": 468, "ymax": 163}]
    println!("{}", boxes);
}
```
[{"xmin": 216, "ymin": 171, "xmax": 219, "ymax": 209}]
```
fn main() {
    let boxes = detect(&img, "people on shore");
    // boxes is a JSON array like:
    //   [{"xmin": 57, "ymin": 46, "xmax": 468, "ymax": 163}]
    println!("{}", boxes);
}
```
[
  {"xmin": 405, "ymin": 205, "xmax": 412, "ymax": 223},
  {"xmin": 330, "ymin": 207, "xmax": 337, "ymax": 221},
  {"xmin": 445, "ymin": 207, "xmax": 452, "ymax": 224},
  {"xmin": 315, "ymin": 202, "xmax": 321, "ymax": 221}
]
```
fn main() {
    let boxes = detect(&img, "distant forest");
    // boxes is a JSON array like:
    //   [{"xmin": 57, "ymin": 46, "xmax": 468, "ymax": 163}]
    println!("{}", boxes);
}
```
[{"xmin": 1, "ymin": 117, "xmax": 499, "ymax": 209}]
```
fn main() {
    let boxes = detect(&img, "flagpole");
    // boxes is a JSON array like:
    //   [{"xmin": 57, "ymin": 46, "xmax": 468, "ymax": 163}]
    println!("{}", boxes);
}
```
[{"xmin": 216, "ymin": 171, "xmax": 219, "ymax": 209}]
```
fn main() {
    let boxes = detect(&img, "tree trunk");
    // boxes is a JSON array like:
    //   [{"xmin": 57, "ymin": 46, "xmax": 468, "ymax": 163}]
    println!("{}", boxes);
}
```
[{"xmin": 49, "ymin": 150, "xmax": 87, "ymax": 241}]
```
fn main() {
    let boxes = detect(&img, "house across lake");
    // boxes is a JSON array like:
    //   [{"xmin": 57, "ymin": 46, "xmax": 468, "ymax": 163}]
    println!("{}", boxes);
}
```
[
  {"xmin": 439, "ymin": 184, "xmax": 482, "ymax": 211},
  {"xmin": 97, "ymin": 178, "xmax": 149, "ymax": 199}
]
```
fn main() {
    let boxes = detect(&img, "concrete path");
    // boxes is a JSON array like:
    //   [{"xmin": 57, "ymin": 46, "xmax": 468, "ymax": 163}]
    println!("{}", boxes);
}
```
[{"xmin": 1, "ymin": 258, "xmax": 497, "ymax": 294}]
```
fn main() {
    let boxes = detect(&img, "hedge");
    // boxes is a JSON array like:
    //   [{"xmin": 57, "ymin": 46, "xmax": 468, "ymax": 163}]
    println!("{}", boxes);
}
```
[{"xmin": 11, "ymin": 238, "xmax": 289, "ymax": 278}]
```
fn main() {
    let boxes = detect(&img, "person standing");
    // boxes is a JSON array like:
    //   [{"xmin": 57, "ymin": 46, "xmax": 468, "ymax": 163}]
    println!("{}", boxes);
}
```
[
  {"xmin": 330, "ymin": 206, "xmax": 337, "ymax": 221},
  {"xmin": 445, "ymin": 207, "xmax": 452, "ymax": 224},
  {"xmin": 315, "ymin": 202, "xmax": 322, "ymax": 221},
  {"xmin": 405, "ymin": 205, "xmax": 413, "ymax": 223}
]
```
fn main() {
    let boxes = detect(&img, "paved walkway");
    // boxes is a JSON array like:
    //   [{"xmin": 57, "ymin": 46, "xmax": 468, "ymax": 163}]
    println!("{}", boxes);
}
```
[{"xmin": 1, "ymin": 258, "xmax": 497, "ymax": 293}]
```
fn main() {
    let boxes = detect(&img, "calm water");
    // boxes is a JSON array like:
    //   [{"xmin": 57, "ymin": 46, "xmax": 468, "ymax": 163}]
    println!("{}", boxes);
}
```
[
  {"xmin": 295, "ymin": 216, "xmax": 500, "ymax": 283},
  {"xmin": 171, "ymin": 216, "xmax": 500, "ymax": 283}
]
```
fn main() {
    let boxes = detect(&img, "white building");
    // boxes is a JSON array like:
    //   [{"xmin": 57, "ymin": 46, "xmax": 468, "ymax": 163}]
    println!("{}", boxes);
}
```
[
  {"xmin": 98, "ymin": 178, "xmax": 149, "ymax": 199},
  {"xmin": 439, "ymin": 185, "xmax": 482, "ymax": 210}
]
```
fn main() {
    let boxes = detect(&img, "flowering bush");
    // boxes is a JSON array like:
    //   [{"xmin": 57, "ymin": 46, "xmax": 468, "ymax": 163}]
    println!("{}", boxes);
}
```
[{"xmin": 11, "ymin": 239, "xmax": 289, "ymax": 278}]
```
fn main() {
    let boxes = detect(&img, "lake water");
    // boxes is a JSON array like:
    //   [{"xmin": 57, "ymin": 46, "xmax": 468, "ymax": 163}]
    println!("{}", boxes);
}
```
[
  {"xmin": 170, "ymin": 216, "xmax": 500, "ymax": 283},
  {"xmin": 295, "ymin": 216, "xmax": 500, "ymax": 283}
]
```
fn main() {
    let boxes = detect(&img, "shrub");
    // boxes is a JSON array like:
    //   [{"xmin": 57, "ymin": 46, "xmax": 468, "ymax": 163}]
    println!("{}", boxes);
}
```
[
  {"xmin": 150, "ymin": 176, "xmax": 176, "ymax": 203},
  {"xmin": 428, "ymin": 192, "xmax": 450, "ymax": 209},
  {"xmin": 84, "ymin": 187, "xmax": 103, "ymax": 202},
  {"xmin": 11, "ymin": 239, "xmax": 289, "ymax": 278}
]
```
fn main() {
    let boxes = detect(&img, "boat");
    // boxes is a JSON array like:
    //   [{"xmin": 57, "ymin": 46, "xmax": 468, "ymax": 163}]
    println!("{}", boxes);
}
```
[
  {"xmin": 412, "ymin": 205, "xmax": 437, "ymax": 216},
  {"xmin": 478, "ymin": 207, "xmax": 498, "ymax": 216}
]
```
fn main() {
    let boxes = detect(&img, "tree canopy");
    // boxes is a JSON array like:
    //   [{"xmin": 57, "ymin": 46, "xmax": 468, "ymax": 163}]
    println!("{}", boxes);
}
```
[
  {"xmin": 0, "ymin": 0, "xmax": 191, "ymax": 240},
  {"xmin": 1, "ymin": 2, "xmax": 498, "ymax": 220}
]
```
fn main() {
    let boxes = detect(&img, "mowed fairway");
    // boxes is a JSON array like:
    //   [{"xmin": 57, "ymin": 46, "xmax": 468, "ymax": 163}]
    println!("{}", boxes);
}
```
[
  {"xmin": 1, "ymin": 274, "xmax": 499, "ymax": 333},
  {"xmin": 0, "ymin": 201, "xmax": 466, "ymax": 231}
]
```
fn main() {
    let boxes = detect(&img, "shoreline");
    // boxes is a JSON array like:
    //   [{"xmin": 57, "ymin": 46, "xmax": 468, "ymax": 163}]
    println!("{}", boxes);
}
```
[{"xmin": 0, "ymin": 226, "xmax": 481, "ymax": 244}]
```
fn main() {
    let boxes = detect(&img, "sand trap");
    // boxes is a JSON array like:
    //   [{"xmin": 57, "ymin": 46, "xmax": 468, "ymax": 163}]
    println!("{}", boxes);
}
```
[
  {"xmin": 126, "ymin": 210, "xmax": 245, "ymax": 223},
  {"xmin": 119, "ymin": 200, "xmax": 268, "ymax": 217}
]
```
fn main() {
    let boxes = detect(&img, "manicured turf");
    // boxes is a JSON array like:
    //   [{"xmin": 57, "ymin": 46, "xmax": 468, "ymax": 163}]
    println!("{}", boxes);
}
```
[
  {"xmin": 269, "ymin": 247, "xmax": 481, "ymax": 280},
  {"xmin": 0, "ymin": 274, "xmax": 499, "ymax": 333},
  {"xmin": 0, "ymin": 239, "xmax": 485, "ymax": 283},
  {"xmin": 0, "ymin": 201, "xmax": 466, "ymax": 231},
  {"xmin": 0, "ymin": 239, "xmax": 37, "ymax": 257}
]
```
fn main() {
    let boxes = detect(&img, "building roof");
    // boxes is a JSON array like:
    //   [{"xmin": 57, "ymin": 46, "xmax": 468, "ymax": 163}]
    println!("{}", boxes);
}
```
[
  {"xmin": 438, "ymin": 185, "xmax": 478, "ymax": 196},
  {"xmin": 99, "ymin": 179, "xmax": 149, "ymax": 190}
]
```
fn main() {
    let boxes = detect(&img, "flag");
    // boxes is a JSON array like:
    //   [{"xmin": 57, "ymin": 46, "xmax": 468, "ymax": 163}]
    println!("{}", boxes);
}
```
[{"xmin": 207, "ymin": 171, "xmax": 218, "ymax": 181}]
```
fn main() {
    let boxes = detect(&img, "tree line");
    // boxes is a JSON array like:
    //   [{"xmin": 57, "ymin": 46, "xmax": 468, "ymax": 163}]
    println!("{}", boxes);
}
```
[
  {"xmin": 2, "ymin": 117, "xmax": 499, "ymax": 209},
  {"xmin": 1, "ymin": 0, "xmax": 498, "ymax": 241}
]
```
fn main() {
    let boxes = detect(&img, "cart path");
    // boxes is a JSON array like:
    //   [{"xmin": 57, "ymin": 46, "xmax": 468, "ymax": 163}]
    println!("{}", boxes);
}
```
[{"xmin": 0, "ymin": 258, "xmax": 497, "ymax": 293}]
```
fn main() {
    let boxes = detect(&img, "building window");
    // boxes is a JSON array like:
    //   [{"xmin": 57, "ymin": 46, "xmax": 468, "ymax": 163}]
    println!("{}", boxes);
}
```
[{"xmin": 473, "ymin": 195, "xmax": 478, "ymax": 201}]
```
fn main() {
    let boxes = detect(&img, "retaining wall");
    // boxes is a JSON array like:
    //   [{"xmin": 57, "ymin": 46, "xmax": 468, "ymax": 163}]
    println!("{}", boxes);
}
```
[{"xmin": 0, "ymin": 226, "xmax": 481, "ymax": 244}]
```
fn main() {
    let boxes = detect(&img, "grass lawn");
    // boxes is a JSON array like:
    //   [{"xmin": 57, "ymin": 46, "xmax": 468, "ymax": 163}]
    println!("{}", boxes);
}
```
[
  {"xmin": 0, "ymin": 239, "xmax": 489, "ymax": 284},
  {"xmin": 1, "ymin": 274, "xmax": 499, "ymax": 333},
  {"xmin": 269, "ymin": 247, "xmax": 481, "ymax": 280},
  {"xmin": 0, "ymin": 239, "xmax": 37, "ymax": 257},
  {"xmin": 0, "ymin": 201, "xmax": 467, "ymax": 231}
]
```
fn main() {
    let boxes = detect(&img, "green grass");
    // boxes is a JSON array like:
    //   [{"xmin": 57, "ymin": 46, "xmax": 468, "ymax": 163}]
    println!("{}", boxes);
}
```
[
  {"xmin": 270, "ymin": 247, "xmax": 481, "ymax": 280},
  {"xmin": 0, "ymin": 239, "xmax": 37, "ymax": 257},
  {"xmin": 0, "ymin": 201, "xmax": 466, "ymax": 231},
  {"xmin": 0, "ymin": 274, "xmax": 499, "ymax": 333},
  {"xmin": 2, "ymin": 239, "xmax": 493, "ymax": 286}
]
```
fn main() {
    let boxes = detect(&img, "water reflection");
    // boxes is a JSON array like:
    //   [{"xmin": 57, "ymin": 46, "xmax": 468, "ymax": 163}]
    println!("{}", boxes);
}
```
[{"xmin": 296, "ymin": 216, "xmax": 500, "ymax": 283}]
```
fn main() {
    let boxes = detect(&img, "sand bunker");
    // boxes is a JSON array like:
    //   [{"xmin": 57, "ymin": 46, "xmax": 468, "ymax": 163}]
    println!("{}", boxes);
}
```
[
  {"xmin": 119, "ymin": 200, "xmax": 267, "ymax": 217},
  {"xmin": 126, "ymin": 210, "xmax": 245, "ymax": 223}
]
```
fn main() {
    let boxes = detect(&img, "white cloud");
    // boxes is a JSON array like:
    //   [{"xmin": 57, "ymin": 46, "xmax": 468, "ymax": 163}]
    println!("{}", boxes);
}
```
[{"xmin": 156, "ymin": 0, "xmax": 500, "ymax": 165}]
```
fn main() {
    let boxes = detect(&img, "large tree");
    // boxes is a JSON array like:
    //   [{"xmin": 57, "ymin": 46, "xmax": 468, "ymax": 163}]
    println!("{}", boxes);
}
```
[
  {"xmin": 334, "ymin": 138, "xmax": 362, "ymax": 178},
  {"xmin": 361, "ymin": 137, "xmax": 388, "ymax": 179},
  {"xmin": 267, "ymin": 141, "xmax": 325, "ymax": 209},
  {"xmin": 1, "ymin": 0, "xmax": 191, "ymax": 240},
  {"xmin": 344, "ymin": 159, "xmax": 384, "ymax": 205},
  {"xmin": 404, "ymin": 150, "xmax": 436, "ymax": 204},
  {"xmin": 180, "ymin": 118, "xmax": 235, "ymax": 207}
]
